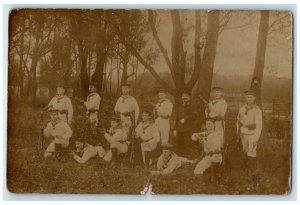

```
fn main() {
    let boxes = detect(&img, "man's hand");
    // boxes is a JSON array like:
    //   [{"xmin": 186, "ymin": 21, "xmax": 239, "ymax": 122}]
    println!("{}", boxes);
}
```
[
  {"xmin": 180, "ymin": 118, "xmax": 185, "ymax": 124},
  {"xmin": 173, "ymin": 130, "xmax": 177, "ymax": 136},
  {"xmin": 69, "ymin": 151, "xmax": 76, "ymax": 156}
]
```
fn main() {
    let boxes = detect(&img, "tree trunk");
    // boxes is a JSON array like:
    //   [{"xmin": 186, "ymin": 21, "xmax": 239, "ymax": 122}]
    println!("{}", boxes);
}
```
[
  {"xmin": 80, "ymin": 55, "xmax": 89, "ymax": 99},
  {"xmin": 250, "ymin": 11, "xmax": 270, "ymax": 106},
  {"xmin": 18, "ymin": 17, "xmax": 26, "ymax": 96},
  {"xmin": 30, "ymin": 56, "xmax": 39, "ymax": 105},
  {"xmin": 197, "ymin": 10, "xmax": 220, "ymax": 101},
  {"xmin": 91, "ymin": 42, "xmax": 107, "ymax": 95}
]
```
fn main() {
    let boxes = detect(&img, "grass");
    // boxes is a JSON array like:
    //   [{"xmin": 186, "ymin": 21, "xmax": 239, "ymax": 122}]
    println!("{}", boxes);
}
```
[{"xmin": 6, "ymin": 98, "xmax": 291, "ymax": 194}]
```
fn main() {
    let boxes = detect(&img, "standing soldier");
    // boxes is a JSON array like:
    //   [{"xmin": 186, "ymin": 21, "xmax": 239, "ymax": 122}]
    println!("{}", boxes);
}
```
[
  {"xmin": 174, "ymin": 91, "xmax": 198, "ymax": 157},
  {"xmin": 48, "ymin": 82, "xmax": 73, "ymax": 124},
  {"xmin": 237, "ymin": 90, "xmax": 263, "ymax": 180},
  {"xmin": 155, "ymin": 89, "xmax": 173, "ymax": 145},
  {"xmin": 192, "ymin": 118, "xmax": 223, "ymax": 175},
  {"xmin": 81, "ymin": 81, "xmax": 101, "ymax": 127},
  {"xmin": 135, "ymin": 106, "xmax": 161, "ymax": 168},
  {"xmin": 114, "ymin": 83, "xmax": 140, "ymax": 133},
  {"xmin": 43, "ymin": 108, "xmax": 73, "ymax": 158},
  {"xmin": 205, "ymin": 86, "xmax": 227, "ymax": 136}
]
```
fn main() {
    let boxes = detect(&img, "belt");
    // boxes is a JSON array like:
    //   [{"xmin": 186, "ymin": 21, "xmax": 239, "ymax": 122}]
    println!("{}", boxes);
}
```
[
  {"xmin": 87, "ymin": 109, "xmax": 99, "ymax": 114},
  {"xmin": 204, "ymin": 150, "xmax": 221, "ymax": 157},
  {"xmin": 240, "ymin": 123, "xmax": 256, "ymax": 130},
  {"xmin": 120, "ymin": 112, "xmax": 132, "ymax": 117},
  {"xmin": 59, "ymin": 110, "xmax": 68, "ymax": 114},
  {"xmin": 158, "ymin": 115, "xmax": 170, "ymax": 120}
]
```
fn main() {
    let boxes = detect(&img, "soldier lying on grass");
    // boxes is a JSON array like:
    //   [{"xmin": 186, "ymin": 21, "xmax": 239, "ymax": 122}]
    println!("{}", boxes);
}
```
[
  {"xmin": 71, "ymin": 137, "xmax": 106, "ymax": 164},
  {"xmin": 150, "ymin": 144, "xmax": 197, "ymax": 175}
]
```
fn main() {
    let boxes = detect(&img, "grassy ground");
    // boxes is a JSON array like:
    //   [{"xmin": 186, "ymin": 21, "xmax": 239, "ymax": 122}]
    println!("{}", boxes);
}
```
[{"xmin": 6, "ymin": 99, "xmax": 291, "ymax": 194}]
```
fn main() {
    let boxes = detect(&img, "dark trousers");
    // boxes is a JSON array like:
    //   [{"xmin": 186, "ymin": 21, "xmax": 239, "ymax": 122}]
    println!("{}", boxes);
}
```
[{"xmin": 175, "ymin": 130, "xmax": 199, "ymax": 158}]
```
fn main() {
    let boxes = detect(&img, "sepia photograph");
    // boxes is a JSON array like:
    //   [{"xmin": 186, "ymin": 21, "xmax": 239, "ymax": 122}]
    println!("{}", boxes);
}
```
[{"xmin": 7, "ymin": 9, "xmax": 292, "ymax": 195}]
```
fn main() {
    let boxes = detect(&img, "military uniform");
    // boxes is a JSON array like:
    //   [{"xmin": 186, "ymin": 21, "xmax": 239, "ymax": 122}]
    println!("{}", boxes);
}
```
[
  {"xmin": 73, "ymin": 143, "xmax": 106, "ymax": 164},
  {"xmin": 48, "ymin": 95, "xmax": 73, "ymax": 124},
  {"xmin": 175, "ymin": 101, "xmax": 198, "ymax": 157},
  {"xmin": 135, "ymin": 121, "xmax": 160, "ymax": 166},
  {"xmin": 192, "ymin": 130, "xmax": 223, "ymax": 175},
  {"xmin": 83, "ymin": 92, "xmax": 101, "ymax": 126},
  {"xmin": 43, "ymin": 119, "xmax": 73, "ymax": 157},
  {"xmin": 237, "ymin": 104, "xmax": 262, "ymax": 158},
  {"xmin": 156, "ymin": 152, "xmax": 193, "ymax": 174},
  {"xmin": 103, "ymin": 127, "xmax": 128, "ymax": 162},
  {"xmin": 155, "ymin": 99, "xmax": 173, "ymax": 145},
  {"xmin": 114, "ymin": 95, "xmax": 140, "ymax": 132},
  {"xmin": 205, "ymin": 98, "xmax": 227, "ymax": 136}
]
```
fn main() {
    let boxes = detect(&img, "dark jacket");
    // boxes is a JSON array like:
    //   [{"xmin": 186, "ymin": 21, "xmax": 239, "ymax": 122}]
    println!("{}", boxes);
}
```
[{"xmin": 176, "ymin": 102, "xmax": 198, "ymax": 132}]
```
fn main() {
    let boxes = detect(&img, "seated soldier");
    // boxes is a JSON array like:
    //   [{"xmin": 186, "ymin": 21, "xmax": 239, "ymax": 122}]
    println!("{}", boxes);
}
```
[
  {"xmin": 102, "ymin": 115, "xmax": 128, "ymax": 166},
  {"xmin": 135, "ymin": 106, "xmax": 161, "ymax": 168},
  {"xmin": 150, "ymin": 144, "xmax": 197, "ymax": 175},
  {"xmin": 191, "ymin": 118, "xmax": 224, "ymax": 175},
  {"xmin": 71, "ymin": 137, "xmax": 106, "ymax": 163},
  {"xmin": 43, "ymin": 108, "xmax": 72, "ymax": 158}
]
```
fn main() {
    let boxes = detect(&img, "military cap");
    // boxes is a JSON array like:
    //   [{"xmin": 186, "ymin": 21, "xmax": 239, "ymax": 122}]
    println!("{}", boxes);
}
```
[
  {"xmin": 142, "ymin": 105, "xmax": 154, "ymax": 116},
  {"xmin": 161, "ymin": 143, "xmax": 174, "ymax": 150},
  {"xmin": 244, "ymin": 89, "xmax": 256, "ymax": 96},
  {"xmin": 121, "ymin": 83, "xmax": 131, "ymax": 88},
  {"xmin": 212, "ymin": 86, "xmax": 224, "ymax": 91}
]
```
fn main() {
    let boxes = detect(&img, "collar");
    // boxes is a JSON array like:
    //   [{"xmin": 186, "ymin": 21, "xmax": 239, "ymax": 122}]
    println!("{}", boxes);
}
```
[{"xmin": 88, "ymin": 92, "xmax": 96, "ymax": 98}]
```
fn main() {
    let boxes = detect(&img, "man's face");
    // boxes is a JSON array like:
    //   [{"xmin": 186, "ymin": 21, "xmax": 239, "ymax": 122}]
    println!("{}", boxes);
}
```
[
  {"xmin": 142, "ymin": 112, "xmax": 150, "ymax": 122},
  {"xmin": 89, "ymin": 85, "xmax": 96, "ymax": 93},
  {"xmin": 182, "ymin": 93, "xmax": 190, "ymax": 104},
  {"xmin": 206, "ymin": 120, "xmax": 215, "ymax": 131},
  {"xmin": 158, "ymin": 92, "xmax": 167, "ymax": 101},
  {"xmin": 75, "ymin": 141, "xmax": 84, "ymax": 151},
  {"xmin": 57, "ymin": 87, "xmax": 65, "ymax": 95},
  {"xmin": 111, "ymin": 120, "xmax": 119, "ymax": 128},
  {"xmin": 121, "ymin": 86, "xmax": 130, "ymax": 95},
  {"xmin": 213, "ymin": 90, "xmax": 222, "ymax": 99},
  {"xmin": 50, "ymin": 112, "xmax": 59, "ymax": 121},
  {"xmin": 162, "ymin": 149, "xmax": 173, "ymax": 158},
  {"xmin": 245, "ymin": 95, "xmax": 256, "ymax": 104}
]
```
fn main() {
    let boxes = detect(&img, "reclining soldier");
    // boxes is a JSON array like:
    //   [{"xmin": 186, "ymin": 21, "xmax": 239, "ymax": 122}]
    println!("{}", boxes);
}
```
[
  {"xmin": 150, "ymin": 144, "xmax": 196, "ymax": 175},
  {"xmin": 71, "ymin": 137, "xmax": 106, "ymax": 164}
]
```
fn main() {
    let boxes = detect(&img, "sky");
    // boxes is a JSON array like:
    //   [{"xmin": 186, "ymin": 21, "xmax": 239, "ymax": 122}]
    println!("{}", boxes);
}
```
[{"xmin": 142, "ymin": 10, "xmax": 292, "ymax": 79}]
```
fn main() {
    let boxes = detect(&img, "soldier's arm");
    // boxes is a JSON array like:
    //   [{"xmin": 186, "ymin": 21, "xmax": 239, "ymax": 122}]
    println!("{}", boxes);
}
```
[
  {"xmin": 114, "ymin": 98, "xmax": 120, "ymax": 113},
  {"xmin": 112, "ymin": 130, "xmax": 127, "ymax": 142},
  {"xmin": 66, "ymin": 98, "xmax": 73, "ymax": 122},
  {"xmin": 156, "ymin": 155, "xmax": 164, "ymax": 170},
  {"xmin": 254, "ymin": 108, "xmax": 263, "ymax": 141},
  {"xmin": 43, "ymin": 123, "xmax": 52, "ymax": 137},
  {"xmin": 132, "ymin": 98, "xmax": 140, "ymax": 122}
]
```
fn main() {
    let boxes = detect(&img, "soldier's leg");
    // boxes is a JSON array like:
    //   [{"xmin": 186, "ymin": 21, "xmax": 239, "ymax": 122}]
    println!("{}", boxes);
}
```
[
  {"xmin": 95, "ymin": 146, "xmax": 106, "ymax": 158},
  {"xmin": 44, "ymin": 140, "xmax": 56, "ymax": 158},
  {"xmin": 103, "ymin": 150, "xmax": 112, "ymax": 162},
  {"xmin": 175, "ymin": 131, "xmax": 185, "ymax": 155},
  {"xmin": 110, "ymin": 148, "xmax": 118, "ymax": 166},
  {"xmin": 144, "ymin": 151, "xmax": 151, "ymax": 168},
  {"xmin": 194, "ymin": 156, "xmax": 213, "ymax": 175},
  {"xmin": 111, "ymin": 142, "xmax": 128, "ymax": 154},
  {"xmin": 160, "ymin": 119, "xmax": 170, "ymax": 145}
]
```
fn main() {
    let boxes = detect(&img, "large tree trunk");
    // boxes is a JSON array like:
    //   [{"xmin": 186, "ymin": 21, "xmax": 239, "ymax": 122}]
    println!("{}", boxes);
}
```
[
  {"xmin": 80, "ymin": 54, "xmax": 89, "ymax": 99},
  {"xmin": 197, "ymin": 10, "xmax": 220, "ymax": 101},
  {"xmin": 18, "ymin": 18, "xmax": 26, "ymax": 96},
  {"xmin": 250, "ymin": 11, "xmax": 270, "ymax": 106},
  {"xmin": 91, "ymin": 42, "xmax": 107, "ymax": 95}
]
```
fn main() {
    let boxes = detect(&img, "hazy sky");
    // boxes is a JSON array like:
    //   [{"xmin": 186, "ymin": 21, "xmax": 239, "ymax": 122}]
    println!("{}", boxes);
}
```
[{"xmin": 144, "ymin": 10, "xmax": 292, "ymax": 79}]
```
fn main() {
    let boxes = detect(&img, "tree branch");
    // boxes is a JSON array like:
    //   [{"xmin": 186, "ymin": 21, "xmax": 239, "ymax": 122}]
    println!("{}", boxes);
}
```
[
  {"xmin": 113, "ymin": 22, "xmax": 175, "ymax": 95},
  {"xmin": 148, "ymin": 10, "xmax": 176, "ymax": 81},
  {"xmin": 186, "ymin": 10, "xmax": 202, "ymax": 91}
]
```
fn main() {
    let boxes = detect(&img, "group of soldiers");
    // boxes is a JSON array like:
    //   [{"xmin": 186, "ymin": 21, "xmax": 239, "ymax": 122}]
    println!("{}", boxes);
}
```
[{"xmin": 42, "ymin": 80, "xmax": 262, "ymax": 180}]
